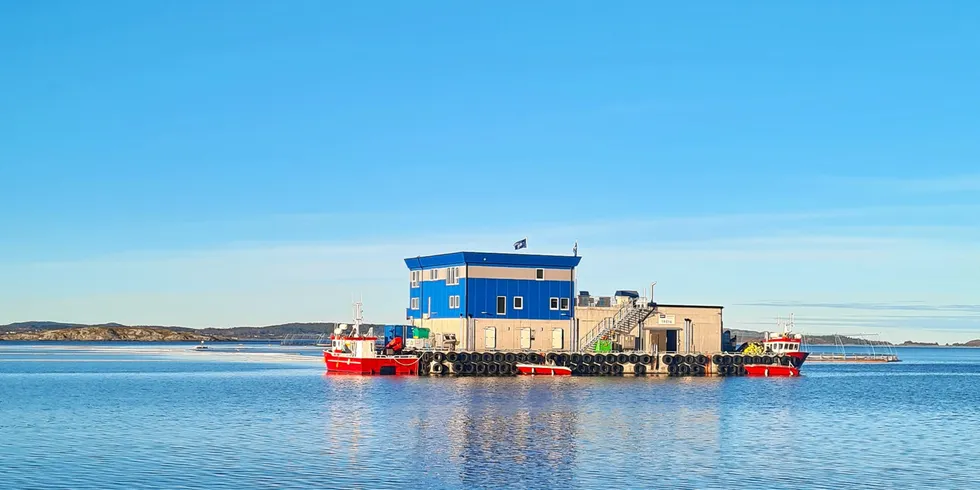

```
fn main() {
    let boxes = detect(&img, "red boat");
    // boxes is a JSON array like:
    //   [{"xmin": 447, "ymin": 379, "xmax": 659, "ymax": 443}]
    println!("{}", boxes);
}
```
[
  {"xmin": 322, "ymin": 302, "xmax": 420, "ymax": 376},
  {"xmin": 743, "ymin": 315, "xmax": 809, "ymax": 377},
  {"xmin": 516, "ymin": 363, "xmax": 572, "ymax": 376}
]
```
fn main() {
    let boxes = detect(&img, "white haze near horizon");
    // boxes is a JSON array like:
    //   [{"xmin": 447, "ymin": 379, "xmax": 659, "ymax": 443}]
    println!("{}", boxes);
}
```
[{"xmin": 2, "ymin": 202, "xmax": 979, "ymax": 344}]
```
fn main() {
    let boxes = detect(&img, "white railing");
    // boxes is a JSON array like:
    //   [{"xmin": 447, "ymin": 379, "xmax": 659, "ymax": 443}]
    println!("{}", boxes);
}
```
[{"xmin": 579, "ymin": 297, "xmax": 652, "ymax": 351}]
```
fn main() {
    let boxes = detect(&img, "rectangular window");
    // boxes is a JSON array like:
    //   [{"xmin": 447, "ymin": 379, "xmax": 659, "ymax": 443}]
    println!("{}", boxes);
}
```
[
  {"xmin": 411, "ymin": 297, "xmax": 419, "ymax": 310},
  {"xmin": 449, "ymin": 295, "xmax": 460, "ymax": 309},
  {"xmin": 560, "ymin": 298, "xmax": 569, "ymax": 310},
  {"xmin": 496, "ymin": 296, "xmax": 506, "ymax": 315},
  {"xmin": 429, "ymin": 269, "xmax": 438, "ymax": 280},
  {"xmin": 550, "ymin": 297, "xmax": 559, "ymax": 310},
  {"xmin": 410, "ymin": 271, "xmax": 420, "ymax": 288},
  {"xmin": 535, "ymin": 268, "xmax": 544, "ymax": 280},
  {"xmin": 513, "ymin": 296, "xmax": 523, "ymax": 310},
  {"xmin": 447, "ymin": 266, "xmax": 460, "ymax": 285}
]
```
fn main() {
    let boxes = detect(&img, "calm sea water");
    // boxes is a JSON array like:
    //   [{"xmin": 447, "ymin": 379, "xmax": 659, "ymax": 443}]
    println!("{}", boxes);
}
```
[{"xmin": 2, "ymin": 343, "xmax": 979, "ymax": 489}]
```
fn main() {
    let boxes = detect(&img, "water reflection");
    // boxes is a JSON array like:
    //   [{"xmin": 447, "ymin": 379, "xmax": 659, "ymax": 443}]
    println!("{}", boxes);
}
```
[
  {"xmin": 5, "ymin": 348, "xmax": 980, "ymax": 489},
  {"xmin": 441, "ymin": 378, "xmax": 578, "ymax": 487}
]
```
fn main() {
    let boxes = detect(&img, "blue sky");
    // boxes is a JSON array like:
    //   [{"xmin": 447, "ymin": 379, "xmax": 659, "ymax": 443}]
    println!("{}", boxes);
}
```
[{"xmin": 2, "ymin": 1, "xmax": 979, "ymax": 342}]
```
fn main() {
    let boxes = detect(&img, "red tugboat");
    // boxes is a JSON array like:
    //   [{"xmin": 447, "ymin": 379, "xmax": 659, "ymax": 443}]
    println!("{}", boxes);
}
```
[
  {"xmin": 743, "ymin": 315, "xmax": 809, "ymax": 377},
  {"xmin": 323, "ymin": 301, "xmax": 420, "ymax": 376}
]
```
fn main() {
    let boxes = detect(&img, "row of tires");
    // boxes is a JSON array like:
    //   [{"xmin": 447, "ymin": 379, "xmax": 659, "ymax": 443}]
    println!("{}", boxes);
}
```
[
  {"xmin": 421, "ymin": 360, "xmax": 519, "ymax": 376},
  {"xmin": 419, "ymin": 351, "xmax": 546, "ymax": 365},
  {"xmin": 418, "ymin": 351, "xmax": 656, "ymax": 366},
  {"xmin": 415, "ymin": 351, "xmax": 800, "ymax": 377},
  {"xmin": 667, "ymin": 363, "xmax": 749, "ymax": 376},
  {"xmin": 567, "ymin": 362, "xmax": 636, "ymax": 376},
  {"xmin": 663, "ymin": 353, "xmax": 801, "ymax": 368}
]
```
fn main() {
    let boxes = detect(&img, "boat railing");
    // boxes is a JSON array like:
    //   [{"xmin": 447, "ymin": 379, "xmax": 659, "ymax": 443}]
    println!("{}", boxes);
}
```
[
  {"xmin": 807, "ymin": 352, "xmax": 900, "ymax": 362},
  {"xmin": 281, "ymin": 333, "xmax": 330, "ymax": 346}
]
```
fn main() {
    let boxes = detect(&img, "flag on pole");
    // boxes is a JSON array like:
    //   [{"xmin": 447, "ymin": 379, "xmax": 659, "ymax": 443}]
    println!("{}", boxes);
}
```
[
  {"xmin": 514, "ymin": 237, "xmax": 527, "ymax": 250},
  {"xmin": 573, "ymin": 241, "xmax": 578, "ymax": 257}
]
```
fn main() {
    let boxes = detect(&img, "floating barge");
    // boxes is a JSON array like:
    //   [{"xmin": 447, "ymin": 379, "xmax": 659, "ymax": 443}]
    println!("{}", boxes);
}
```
[
  {"xmin": 324, "ymin": 302, "xmax": 810, "ymax": 378},
  {"xmin": 323, "ymin": 249, "xmax": 812, "ymax": 378}
]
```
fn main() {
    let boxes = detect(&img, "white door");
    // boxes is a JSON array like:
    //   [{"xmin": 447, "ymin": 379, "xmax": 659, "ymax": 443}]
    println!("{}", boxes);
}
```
[
  {"xmin": 552, "ymin": 329, "xmax": 564, "ymax": 350},
  {"xmin": 484, "ymin": 327, "xmax": 496, "ymax": 350},
  {"xmin": 520, "ymin": 328, "xmax": 532, "ymax": 349}
]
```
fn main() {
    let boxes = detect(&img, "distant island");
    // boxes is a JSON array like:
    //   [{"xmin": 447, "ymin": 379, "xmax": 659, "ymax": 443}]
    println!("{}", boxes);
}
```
[
  {"xmin": 1, "ymin": 325, "xmax": 229, "ymax": 342},
  {"xmin": 0, "ymin": 321, "xmax": 381, "ymax": 342},
  {"xmin": 2, "ymin": 321, "xmax": 979, "ymax": 346},
  {"xmin": 728, "ymin": 328, "xmax": 980, "ymax": 348},
  {"xmin": 728, "ymin": 329, "xmax": 878, "ymax": 346}
]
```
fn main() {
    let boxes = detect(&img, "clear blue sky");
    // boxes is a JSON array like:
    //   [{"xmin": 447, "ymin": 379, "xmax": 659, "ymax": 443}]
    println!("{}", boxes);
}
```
[{"xmin": 2, "ymin": 1, "xmax": 979, "ymax": 342}]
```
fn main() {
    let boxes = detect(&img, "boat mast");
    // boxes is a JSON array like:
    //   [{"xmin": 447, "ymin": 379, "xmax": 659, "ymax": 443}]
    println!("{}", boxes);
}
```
[{"xmin": 352, "ymin": 297, "xmax": 363, "ymax": 336}]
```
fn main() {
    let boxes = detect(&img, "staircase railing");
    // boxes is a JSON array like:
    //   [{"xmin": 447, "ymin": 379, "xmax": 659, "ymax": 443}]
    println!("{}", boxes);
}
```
[{"xmin": 579, "ymin": 298, "xmax": 655, "ymax": 351}]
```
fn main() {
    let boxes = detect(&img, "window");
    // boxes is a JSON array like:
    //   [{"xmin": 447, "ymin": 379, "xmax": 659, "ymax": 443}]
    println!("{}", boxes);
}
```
[
  {"xmin": 513, "ymin": 296, "xmax": 523, "ymax": 310},
  {"xmin": 496, "ymin": 296, "xmax": 506, "ymax": 315},
  {"xmin": 449, "ymin": 295, "xmax": 460, "ymax": 309},
  {"xmin": 535, "ymin": 268, "xmax": 544, "ymax": 280},
  {"xmin": 560, "ymin": 298, "xmax": 570, "ymax": 310},
  {"xmin": 410, "ymin": 271, "xmax": 420, "ymax": 288},
  {"xmin": 410, "ymin": 297, "xmax": 419, "ymax": 310},
  {"xmin": 484, "ymin": 327, "xmax": 497, "ymax": 350},
  {"xmin": 550, "ymin": 297, "xmax": 559, "ymax": 310},
  {"xmin": 429, "ymin": 269, "xmax": 438, "ymax": 280},
  {"xmin": 447, "ymin": 266, "xmax": 460, "ymax": 285}
]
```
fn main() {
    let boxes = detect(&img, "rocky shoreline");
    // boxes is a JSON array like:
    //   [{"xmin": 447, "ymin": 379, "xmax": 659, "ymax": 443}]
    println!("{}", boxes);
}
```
[{"xmin": 0, "ymin": 326, "xmax": 232, "ymax": 342}]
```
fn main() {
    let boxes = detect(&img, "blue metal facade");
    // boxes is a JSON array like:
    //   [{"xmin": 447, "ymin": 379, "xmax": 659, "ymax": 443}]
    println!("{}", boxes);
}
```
[
  {"xmin": 466, "ymin": 278, "xmax": 573, "ymax": 320},
  {"xmin": 404, "ymin": 252, "xmax": 580, "ymax": 321}
]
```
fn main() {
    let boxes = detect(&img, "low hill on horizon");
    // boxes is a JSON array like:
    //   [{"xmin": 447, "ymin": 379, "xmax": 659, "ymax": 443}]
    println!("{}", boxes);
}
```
[
  {"xmin": 1, "ymin": 321, "xmax": 385, "ymax": 340},
  {"xmin": 5, "ymin": 322, "xmax": 977, "ymax": 346},
  {"xmin": 727, "ymin": 329, "xmax": 896, "ymax": 346},
  {"xmin": 1, "ymin": 326, "xmax": 228, "ymax": 342}
]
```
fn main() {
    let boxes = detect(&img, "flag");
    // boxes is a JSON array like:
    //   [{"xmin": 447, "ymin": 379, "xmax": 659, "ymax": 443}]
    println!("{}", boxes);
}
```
[
  {"xmin": 514, "ymin": 237, "xmax": 527, "ymax": 250},
  {"xmin": 573, "ymin": 241, "xmax": 578, "ymax": 257}
]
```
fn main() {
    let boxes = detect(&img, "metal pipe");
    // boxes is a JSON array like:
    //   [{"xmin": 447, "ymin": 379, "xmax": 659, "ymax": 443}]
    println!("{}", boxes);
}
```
[{"xmin": 684, "ymin": 318, "xmax": 692, "ymax": 353}]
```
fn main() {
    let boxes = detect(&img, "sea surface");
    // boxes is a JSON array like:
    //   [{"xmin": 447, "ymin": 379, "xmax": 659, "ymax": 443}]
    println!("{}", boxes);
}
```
[{"xmin": 2, "ymin": 343, "xmax": 979, "ymax": 489}]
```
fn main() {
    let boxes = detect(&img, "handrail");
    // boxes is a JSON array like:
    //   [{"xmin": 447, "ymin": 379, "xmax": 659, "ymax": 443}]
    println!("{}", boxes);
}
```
[{"xmin": 579, "ymin": 297, "xmax": 652, "ymax": 351}]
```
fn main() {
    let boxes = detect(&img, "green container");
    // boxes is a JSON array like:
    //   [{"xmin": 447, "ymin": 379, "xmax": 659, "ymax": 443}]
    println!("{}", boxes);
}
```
[
  {"xmin": 414, "ymin": 327, "xmax": 430, "ymax": 339},
  {"xmin": 595, "ymin": 340, "xmax": 613, "ymax": 353}
]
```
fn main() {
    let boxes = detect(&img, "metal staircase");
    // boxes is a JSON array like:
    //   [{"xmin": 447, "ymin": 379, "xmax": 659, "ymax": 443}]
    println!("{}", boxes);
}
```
[{"xmin": 579, "ymin": 298, "xmax": 657, "ymax": 352}]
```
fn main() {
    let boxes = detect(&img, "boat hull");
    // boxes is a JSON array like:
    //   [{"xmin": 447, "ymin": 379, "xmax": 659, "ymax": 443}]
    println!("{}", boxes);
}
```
[
  {"xmin": 516, "ymin": 363, "xmax": 572, "ymax": 376},
  {"xmin": 743, "ymin": 364, "xmax": 800, "ymax": 377},
  {"xmin": 323, "ymin": 352, "xmax": 420, "ymax": 375}
]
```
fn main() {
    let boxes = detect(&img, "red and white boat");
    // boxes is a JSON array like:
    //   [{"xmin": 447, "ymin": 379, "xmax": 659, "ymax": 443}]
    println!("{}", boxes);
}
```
[
  {"xmin": 516, "ymin": 363, "xmax": 572, "ymax": 376},
  {"xmin": 322, "ymin": 302, "xmax": 420, "ymax": 376},
  {"xmin": 743, "ymin": 315, "xmax": 809, "ymax": 377}
]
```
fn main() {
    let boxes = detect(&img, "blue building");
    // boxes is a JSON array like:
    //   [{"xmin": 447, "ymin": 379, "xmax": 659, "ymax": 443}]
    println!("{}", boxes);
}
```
[{"xmin": 404, "ymin": 251, "xmax": 581, "ymax": 351}]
